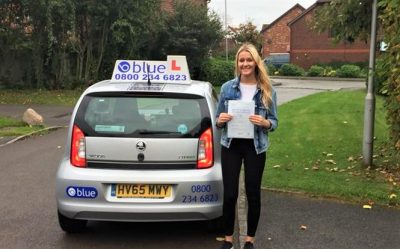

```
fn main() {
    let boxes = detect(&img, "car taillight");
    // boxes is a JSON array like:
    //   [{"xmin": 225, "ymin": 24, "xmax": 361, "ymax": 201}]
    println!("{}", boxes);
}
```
[
  {"xmin": 71, "ymin": 125, "xmax": 86, "ymax": 167},
  {"xmin": 197, "ymin": 128, "xmax": 213, "ymax": 169}
]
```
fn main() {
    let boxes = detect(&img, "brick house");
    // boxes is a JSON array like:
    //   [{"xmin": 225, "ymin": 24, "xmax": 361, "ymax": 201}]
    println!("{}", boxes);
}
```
[
  {"xmin": 260, "ymin": 4, "xmax": 305, "ymax": 58},
  {"xmin": 288, "ymin": 0, "xmax": 369, "ymax": 69}
]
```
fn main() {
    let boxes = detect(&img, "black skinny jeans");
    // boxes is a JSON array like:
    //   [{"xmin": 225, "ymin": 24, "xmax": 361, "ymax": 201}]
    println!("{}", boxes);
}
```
[{"xmin": 221, "ymin": 138, "xmax": 266, "ymax": 237}]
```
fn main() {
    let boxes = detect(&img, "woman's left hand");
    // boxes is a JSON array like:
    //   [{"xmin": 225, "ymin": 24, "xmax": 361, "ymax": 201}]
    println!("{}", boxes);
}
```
[{"xmin": 249, "ymin": 114, "xmax": 270, "ymax": 128}]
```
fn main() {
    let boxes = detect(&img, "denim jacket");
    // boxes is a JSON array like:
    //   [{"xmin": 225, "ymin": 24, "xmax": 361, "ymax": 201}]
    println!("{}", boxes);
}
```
[{"xmin": 216, "ymin": 77, "xmax": 278, "ymax": 154}]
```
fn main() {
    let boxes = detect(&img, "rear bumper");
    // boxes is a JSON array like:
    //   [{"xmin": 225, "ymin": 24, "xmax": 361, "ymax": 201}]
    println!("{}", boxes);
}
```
[
  {"xmin": 56, "ymin": 161, "xmax": 223, "ymax": 222},
  {"xmin": 58, "ymin": 203, "xmax": 222, "ymax": 222}
]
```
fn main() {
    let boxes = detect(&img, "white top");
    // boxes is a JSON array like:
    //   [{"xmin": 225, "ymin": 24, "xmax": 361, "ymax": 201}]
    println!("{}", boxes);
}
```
[{"xmin": 240, "ymin": 83, "xmax": 257, "ymax": 101}]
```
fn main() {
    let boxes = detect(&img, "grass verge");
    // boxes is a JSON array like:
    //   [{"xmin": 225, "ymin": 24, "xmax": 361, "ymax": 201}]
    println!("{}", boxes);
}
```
[
  {"xmin": 0, "ymin": 89, "xmax": 80, "ymax": 136},
  {"xmin": 264, "ymin": 89, "xmax": 399, "ymax": 207},
  {"xmin": 0, "ymin": 116, "xmax": 45, "ymax": 136},
  {"xmin": 0, "ymin": 89, "xmax": 82, "ymax": 106}
]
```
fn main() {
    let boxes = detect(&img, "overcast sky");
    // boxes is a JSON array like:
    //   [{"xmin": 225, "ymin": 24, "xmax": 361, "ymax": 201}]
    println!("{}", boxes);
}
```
[{"xmin": 208, "ymin": 0, "xmax": 317, "ymax": 30}]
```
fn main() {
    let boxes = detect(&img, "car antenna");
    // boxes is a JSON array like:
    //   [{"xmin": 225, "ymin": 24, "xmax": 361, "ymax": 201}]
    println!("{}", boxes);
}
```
[{"xmin": 147, "ymin": 64, "xmax": 151, "ymax": 89}]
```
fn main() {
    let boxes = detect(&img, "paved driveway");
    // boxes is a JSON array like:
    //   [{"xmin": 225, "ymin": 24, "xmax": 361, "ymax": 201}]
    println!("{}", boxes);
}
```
[{"xmin": 272, "ymin": 77, "xmax": 366, "ymax": 105}]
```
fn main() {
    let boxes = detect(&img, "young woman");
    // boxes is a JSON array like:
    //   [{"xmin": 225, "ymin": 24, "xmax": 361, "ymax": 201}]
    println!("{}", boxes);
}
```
[{"xmin": 216, "ymin": 43, "xmax": 278, "ymax": 249}]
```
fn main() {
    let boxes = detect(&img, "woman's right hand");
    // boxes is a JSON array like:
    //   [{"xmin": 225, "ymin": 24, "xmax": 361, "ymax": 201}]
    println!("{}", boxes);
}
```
[{"xmin": 217, "ymin": 112, "xmax": 233, "ymax": 126}]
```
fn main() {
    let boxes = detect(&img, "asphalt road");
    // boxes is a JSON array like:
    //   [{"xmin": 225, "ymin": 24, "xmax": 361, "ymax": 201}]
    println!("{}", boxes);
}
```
[
  {"xmin": 0, "ymin": 128, "xmax": 224, "ymax": 249},
  {"xmin": 2, "ymin": 78, "xmax": 400, "ymax": 249},
  {"xmin": 1, "ymin": 129, "xmax": 399, "ymax": 249}
]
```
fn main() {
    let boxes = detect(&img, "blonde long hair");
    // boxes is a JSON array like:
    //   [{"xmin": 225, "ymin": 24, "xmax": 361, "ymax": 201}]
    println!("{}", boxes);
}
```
[{"xmin": 234, "ymin": 43, "xmax": 273, "ymax": 108}]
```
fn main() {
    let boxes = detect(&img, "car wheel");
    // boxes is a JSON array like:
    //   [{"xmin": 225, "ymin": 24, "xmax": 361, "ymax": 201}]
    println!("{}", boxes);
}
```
[
  {"xmin": 207, "ymin": 216, "xmax": 224, "ymax": 233},
  {"xmin": 58, "ymin": 211, "xmax": 87, "ymax": 233}
]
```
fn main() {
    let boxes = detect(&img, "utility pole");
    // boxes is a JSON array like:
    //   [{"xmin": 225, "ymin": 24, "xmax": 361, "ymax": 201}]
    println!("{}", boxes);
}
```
[
  {"xmin": 362, "ymin": 0, "xmax": 378, "ymax": 167},
  {"xmin": 225, "ymin": 0, "xmax": 228, "ymax": 61}
]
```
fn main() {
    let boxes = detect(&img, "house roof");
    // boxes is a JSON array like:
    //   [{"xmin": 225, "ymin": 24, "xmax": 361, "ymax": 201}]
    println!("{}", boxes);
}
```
[
  {"xmin": 260, "ymin": 3, "xmax": 305, "ymax": 33},
  {"xmin": 287, "ymin": 0, "xmax": 330, "ymax": 26},
  {"xmin": 261, "ymin": 24, "xmax": 270, "ymax": 31}
]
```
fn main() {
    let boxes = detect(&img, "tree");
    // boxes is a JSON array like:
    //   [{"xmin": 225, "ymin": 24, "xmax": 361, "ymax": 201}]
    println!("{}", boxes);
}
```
[
  {"xmin": 311, "ymin": 0, "xmax": 400, "ymax": 157},
  {"xmin": 157, "ymin": 0, "xmax": 223, "ymax": 78},
  {"xmin": 378, "ymin": 0, "xmax": 400, "ymax": 155},
  {"xmin": 230, "ymin": 21, "xmax": 262, "ymax": 51},
  {"xmin": 28, "ymin": 0, "xmax": 76, "ymax": 89},
  {"xmin": 312, "ymin": 0, "xmax": 373, "ymax": 43},
  {"xmin": 68, "ymin": 0, "xmax": 163, "ymax": 86},
  {"xmin": 0, "ymin": 0, "xmax": 76, "ymax": 89},
  {"xmin": 0, "ymin": 1, "xmax": 34, "ymax": 88},
  {"xmin": 0, "ymin": 0, "xmax": 163, "ymax": 89},
  {"xmin": 0, "ymin": 0, "xmax": 223, "ymax": 88}
]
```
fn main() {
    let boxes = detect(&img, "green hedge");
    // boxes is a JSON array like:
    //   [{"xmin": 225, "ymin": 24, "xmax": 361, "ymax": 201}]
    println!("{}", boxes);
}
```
[
  {"xmin": 199, "ymin": 59, "xmax": 367, "ymax": 84},
  {"xmin": 307, "ymin": 65, "xmax": 325, "ymax": 77},
  {"xmin": 374, "ymin": 58, "xmax": 389, "ymax": 95},
  {"xmin": 279, "ymin": 64, "xmax": 305, "ymax": 76},
  {"xmin": 266, "ymin": 64, "xmax": 277, "ymax": 75},
  {"xmin": 200, "ymin": 58, "xmax": 235, "ymax": 86},
  {"xmin": 336, "ymin": 65, "xmax": 362, "ymax": 78}
]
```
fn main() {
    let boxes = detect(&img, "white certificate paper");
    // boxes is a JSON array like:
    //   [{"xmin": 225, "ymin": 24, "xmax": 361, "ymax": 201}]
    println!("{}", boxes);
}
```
[{"xmin": 227, "ymin": 100, "xmax": 255, "ymax": 138}]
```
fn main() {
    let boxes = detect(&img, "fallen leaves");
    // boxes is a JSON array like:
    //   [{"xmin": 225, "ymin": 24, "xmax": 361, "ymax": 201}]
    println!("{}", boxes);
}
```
[
  {"xmin": 389, "ymin": 193, "xmax": 398, "ymax": 206},
  {"xmin": 322, "ymin": 152, "xmax": 339, "ymax": 169},
  {"xmin": 299, "ymin": 225, "xmax": 307, "ymax": 230},
  {"xmin": 329, "ymin": 167, "xmax": 339, "ymax": 172},
  {"xmin": 266, "ymin": 145, "xmax": 400, "ymax": 208},
  {"xmin": 325, "ymin": 159, "xmax": 337, "ymax": 165},
  {"xmin": 312, "ymin": 166, "xmax": 320, "ymax": 171},
  {"xmin": 362, "ymin": 199, "xmax": 375, "ymax": 209}
]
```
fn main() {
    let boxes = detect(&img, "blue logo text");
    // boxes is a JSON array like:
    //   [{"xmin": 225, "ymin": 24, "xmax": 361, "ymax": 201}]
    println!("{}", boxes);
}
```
[
  {"xmin": 66, "ymin": 186, "xmax": 98, "ymax": 199},
  {"xmin": 118, "ymin": 61, "xmax": 131, "ymax": 73}
]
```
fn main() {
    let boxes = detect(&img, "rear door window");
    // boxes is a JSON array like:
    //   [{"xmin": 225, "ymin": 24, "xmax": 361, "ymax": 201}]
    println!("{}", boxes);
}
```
[{"xmin": 75, "ymin": 93, "xmax": 211, "ymax": 138}]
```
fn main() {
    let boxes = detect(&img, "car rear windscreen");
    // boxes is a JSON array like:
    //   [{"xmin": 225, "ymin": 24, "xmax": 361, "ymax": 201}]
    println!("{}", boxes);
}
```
[{"xmin": 75, "ymin": 93, "xmax": 212, "ymax": 138}]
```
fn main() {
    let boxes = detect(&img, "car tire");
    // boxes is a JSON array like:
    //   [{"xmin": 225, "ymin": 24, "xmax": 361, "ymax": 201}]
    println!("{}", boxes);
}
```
[
  {"xmin": 58, "ymin": 211, "xmax": 87, "ymax": 233},
  {"xmin": 207, "ymin": 216, "xmax": 224, "ymax": 233}
]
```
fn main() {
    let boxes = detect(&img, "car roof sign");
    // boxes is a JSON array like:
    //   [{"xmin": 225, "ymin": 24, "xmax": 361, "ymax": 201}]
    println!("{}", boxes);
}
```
[{"xmin": 111, "ymin": 55, "xmax": 191, "ymax": 84}]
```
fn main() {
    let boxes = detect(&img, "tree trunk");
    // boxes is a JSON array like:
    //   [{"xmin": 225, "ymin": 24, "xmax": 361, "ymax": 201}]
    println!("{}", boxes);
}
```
[{"xmin": 94, "ymin": 21, "xmax": 109, "ymax": 80}]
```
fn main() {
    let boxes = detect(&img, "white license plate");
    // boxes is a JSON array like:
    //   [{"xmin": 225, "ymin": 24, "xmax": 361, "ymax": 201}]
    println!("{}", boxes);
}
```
[{"xmin": 111, "ymin": 184, "xmax": 171, "ymax": 198}]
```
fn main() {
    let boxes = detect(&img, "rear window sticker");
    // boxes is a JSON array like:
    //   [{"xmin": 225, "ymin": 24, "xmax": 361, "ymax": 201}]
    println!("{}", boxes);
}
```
[
  {"xmin": 177, "ymin": 124, "xmax": 188, "ymax": 134},
  {"xmin": 95, "ymin": 125, "xmax": 125, "ymax": 133}
]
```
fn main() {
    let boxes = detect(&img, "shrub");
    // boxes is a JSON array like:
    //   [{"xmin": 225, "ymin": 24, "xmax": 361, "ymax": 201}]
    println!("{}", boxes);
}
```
[
  {"xmin": 307, "ymin": 65, "xmax": 324, "ymax": 77},
  {"xmin": 266, "ymin": 63, "xmax": 277, "ymax": 75},
  {"xmin": 322, "ymin": 66, "xmax": 336, "ymax": 77},
  {"xmin": 380, "ymin": 0, "xmax": 400, "ymax": 157},
  {"xmin": 321, "ymin": 61, "xmax": 348, "ymax": 69},
  {"xmin": 326, "ymin": 69, "xmax": 337, "ymax": 77},
  {"xmin": 317, "ymin": 61, "xmax": 367, "ymax": 70},
  {"xmin": 278, "ymin": 64, "xmax": 305, "ymax": 76},
  {"xmin": 374, "ymin": 57, "xmax": 389, "ymax": 95},
  {"xmin": 359, "ymin": 67, "xmax": 368, "ymax": 79},
  {"xmin": 336, "ymin": 64, "xmax": 361, "ymax": 78},
  {"xmin": 199, "ymin": 58, "xmax": 235, "ymax": 86}
]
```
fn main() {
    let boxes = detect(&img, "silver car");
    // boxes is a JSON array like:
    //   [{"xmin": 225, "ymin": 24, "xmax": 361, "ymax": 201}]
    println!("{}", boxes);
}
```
[{"xmin": 56, "ymin": 76, "xmax": 223, "ymax": 233}]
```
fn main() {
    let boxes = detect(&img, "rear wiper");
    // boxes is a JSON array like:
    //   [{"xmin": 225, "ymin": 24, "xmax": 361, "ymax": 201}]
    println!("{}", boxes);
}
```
[{"xmin": 138, "ymin": 130, "xmax": 182, "ymax": 135}]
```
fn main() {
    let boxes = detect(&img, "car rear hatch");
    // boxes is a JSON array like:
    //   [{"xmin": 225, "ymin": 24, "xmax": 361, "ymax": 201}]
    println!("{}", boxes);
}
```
[{"xmin": 72, "ymin": 91, "xmax": 213, "ymax": 170}]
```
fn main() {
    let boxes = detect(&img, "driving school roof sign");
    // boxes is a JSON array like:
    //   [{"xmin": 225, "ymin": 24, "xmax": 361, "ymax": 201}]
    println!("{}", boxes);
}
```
[{"xmin": 111, "ymin": 55, "xmax": 191, "ymax": 84}]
